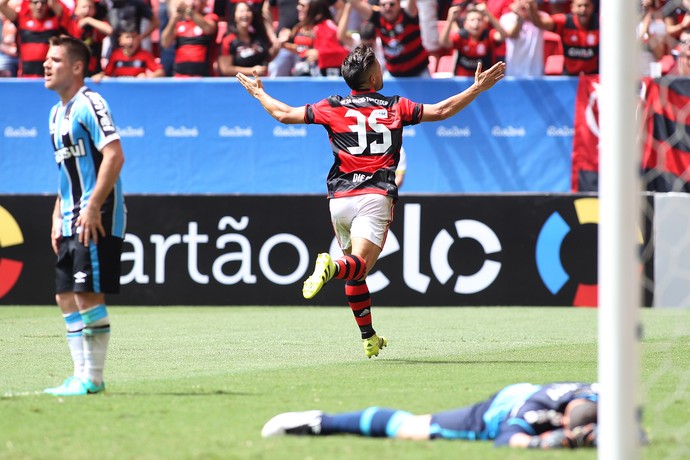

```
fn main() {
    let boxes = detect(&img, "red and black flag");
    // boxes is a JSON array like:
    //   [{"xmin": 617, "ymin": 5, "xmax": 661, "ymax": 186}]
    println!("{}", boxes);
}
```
[
  {"xmin": 641, "ymin": 77, "xmax": 690, "ymax": 192},
  {"xmin": 571, "ymin": 75, "xmax": 600, "ymax": 192}
]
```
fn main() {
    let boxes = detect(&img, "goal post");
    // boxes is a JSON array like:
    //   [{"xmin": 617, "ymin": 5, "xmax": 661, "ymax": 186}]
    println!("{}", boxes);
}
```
[{"xmin": 598, "ymin": 1, "xmax": 642, "ymax": 459}]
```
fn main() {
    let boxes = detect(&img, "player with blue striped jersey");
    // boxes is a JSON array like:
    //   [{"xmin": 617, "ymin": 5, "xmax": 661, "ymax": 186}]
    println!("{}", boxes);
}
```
[
  {"xmin": 261, "ymin": 382, "xmax": 600, "ymax": 449},
  {"xmin": 43, "ymin": 35, "xmax": 126, "ymax": 397},
  {"xmin": 50, "ymin": 77, "xmax": 126, "ymax": 240}
]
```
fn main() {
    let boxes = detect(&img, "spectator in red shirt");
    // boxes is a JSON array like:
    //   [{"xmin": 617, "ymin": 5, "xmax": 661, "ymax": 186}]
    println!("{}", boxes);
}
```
[
  {"xmin": 282, "ymin": 0, "xmax": 348, "ymax": 76},
  {"xmin": 668, "ymin": 28, "xmax": 690, "ymax": 75},
  {"xmin": 0, "ymin": 0, "xmax": 20, "ymax": 76},
  {"xmin": 218, "ymin": 1, "xmax": 272, "ymax": 76},
  {"xmin": 161, "ymin": 0, "xmax": 218, "ymax": 76},
  {"xmin": 530, "ymin": 0, "xmax": 599, "ymax": 75},
  {"xmin": 66, "ymin": 0, "xmax": 112, "ymax": 76},
  {"xmin": 663, "ymin": 0, "xmax": 690, "ymax": 39},
  {"xmin": 348, "ymin": 0, "xmax": 430, "ymax": 77},
  {"xmin": 440, "ymin": 3, "xmax": 506, "ymax": 76},
  {"xmin": 0, "ymin": 0, "xmax": 71, "ymax": 77},
  {"xmin": 92, "ymin": 26, "xmax": 164, "ymax": 80}
]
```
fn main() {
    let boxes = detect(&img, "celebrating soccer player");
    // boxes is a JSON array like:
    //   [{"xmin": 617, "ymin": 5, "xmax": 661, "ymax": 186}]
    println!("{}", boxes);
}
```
[{"xmin": 237, "ymin": 44, "xmax": 505, "ymax": 358}]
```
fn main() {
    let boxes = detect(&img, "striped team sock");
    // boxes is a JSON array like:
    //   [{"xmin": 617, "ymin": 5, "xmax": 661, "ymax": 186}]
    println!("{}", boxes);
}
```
[
  {"xmin": 63, "ymin": 311, "xmax": 85, "ymax": 379},
  {"xmin": 80, "ymin": 304, "xmax": 111, "ymax": 386},
  {"xmin": 345, "ymin": 279, "xmax": 375, "ymax": 339},
  {"xmin": 320, "ymin": 407, "xmax": 413, "ymax": 438},
  {"xmin": 333, "ymin": 255, "xmax": 367, "ymax": 281}
]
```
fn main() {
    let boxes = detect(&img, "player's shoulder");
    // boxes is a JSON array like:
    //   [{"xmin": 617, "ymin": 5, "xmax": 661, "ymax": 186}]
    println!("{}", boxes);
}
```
[{"xmin": 75, "ymin": 87, "xmax": 111, "ymax": 111}]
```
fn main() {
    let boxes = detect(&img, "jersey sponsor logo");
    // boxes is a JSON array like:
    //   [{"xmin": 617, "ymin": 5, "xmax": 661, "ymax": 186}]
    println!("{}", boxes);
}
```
[
  {"xmin": 165, "ymin": 126, "xmax": 199, "ymax": 137},
  {"xmin": 85, "ymin": 91, "xmax": 116, "ymax": 134},
  {"xmin": 436, "ymin": 126, "xmax": 471, "ymax": 137},
  {"xmin": 546, "ymin": 125, "xmax": 574, "ymax": 137},
  {"xmin": 273, "ymin": 126, "xmax": 306, "ymax": 137},
  {"xmin": 566, "ymin": 47, "xmax": 595, "ymax": 59},
  {"xmin": 117, "ymin": 126, "xmax": 145, "ymax": 137},
  {"xmin": 55, "ymin": 138, "xmax": 87, "ymax": 163},
  {"xmin": 491, "ymin": 125, "xmax": 526, "ymax": 137},
  {"xmin": 4, "ymin": 126, "xmax": 38, "ymax": 138},
  {"xmin": 219, "ymin": 125, "xmax": 253, "ymax": 137}
]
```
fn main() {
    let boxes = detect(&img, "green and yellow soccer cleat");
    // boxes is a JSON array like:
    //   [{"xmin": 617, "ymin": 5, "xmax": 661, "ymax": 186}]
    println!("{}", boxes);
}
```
[
  {"xmin": 302, "ymin": 253, "xmax": 337, "ymax": 299},
  {"xmin": 363, "ymin": 334, "xmax": 387, "ymax": 358}
]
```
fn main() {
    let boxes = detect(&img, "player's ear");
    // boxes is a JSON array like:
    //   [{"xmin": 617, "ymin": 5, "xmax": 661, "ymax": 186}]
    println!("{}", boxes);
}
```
[{"xmin": 73, "ymin": 59, "xmax": 85, "ymax": 78}]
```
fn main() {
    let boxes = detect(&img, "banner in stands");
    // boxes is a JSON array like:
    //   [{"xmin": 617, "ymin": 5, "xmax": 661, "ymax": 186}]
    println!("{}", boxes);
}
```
[
  {"xmin": 0, "ymin": 194, "xmax": 654, "ymax": 307},
  {"xmin": 0, "ymin": 78, "xmax": 578, "ymax": 195},
  {"xmin": 573, "ymin": 75, "xmax": 690, "ymax": 193},
  {"xmin": 641, "ymin": 77, "xmax": 690, "ymax": 192},
  {"xmin": 571, "ymin": 75, "xmax": 600, "ymax": 192}
]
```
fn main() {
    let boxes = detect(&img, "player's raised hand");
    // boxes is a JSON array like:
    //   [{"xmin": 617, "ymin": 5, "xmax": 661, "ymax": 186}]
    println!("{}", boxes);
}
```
[
  {"xmin": 474, "ymin": 61, "xmax": 506, "ymax": 92},
  {"xmin": 236, "ymin": 70, "xmax": 265, "ymax": 98}
]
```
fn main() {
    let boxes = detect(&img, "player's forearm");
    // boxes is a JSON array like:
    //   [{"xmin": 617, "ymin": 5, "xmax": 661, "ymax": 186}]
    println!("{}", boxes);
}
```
[
  {"xmin": 423, "ymin": 84, "xmax": 482, "ymax": 121},
  {"xmin": 256, "ymin": 90, "xmax": 300, "ymax": 123},
  {"xmin": 53, "ymin": 196, "xmax": 62, "ymax": 221},
  {"xmin": 88, "ymin": 141, "xmax": 124, "ymax": 211}
]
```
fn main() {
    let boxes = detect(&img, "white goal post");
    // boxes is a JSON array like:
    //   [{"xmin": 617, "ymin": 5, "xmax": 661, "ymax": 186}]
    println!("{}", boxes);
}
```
[{"xmin": 598, "ymin": 1, "xmax": 642, "ymax": 459}]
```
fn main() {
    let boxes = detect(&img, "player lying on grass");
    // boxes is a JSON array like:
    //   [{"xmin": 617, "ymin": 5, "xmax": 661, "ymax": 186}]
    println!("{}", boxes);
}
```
[
  {"xmin": 237, "ymin": 44, "xmax": 505, "ymax": 358},
  {"xmin": 262, "ymin": 382, "xmax": 599, "ymax": 448}
]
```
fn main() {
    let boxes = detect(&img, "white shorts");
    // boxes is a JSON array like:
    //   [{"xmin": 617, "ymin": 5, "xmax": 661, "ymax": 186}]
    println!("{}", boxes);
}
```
[{"xmin": 329, "ymin": 194, "xmax": 394, "ymax": 251}]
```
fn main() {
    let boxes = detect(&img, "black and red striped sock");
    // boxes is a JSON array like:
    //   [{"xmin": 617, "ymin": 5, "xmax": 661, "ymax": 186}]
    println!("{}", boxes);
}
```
[
  {"xmin": 345, "ymin": 279, "xmax": 375, "ymax": 339},
  {"xmin": 334, "ymin": 255, "xmax": 367, "ymax": 281}
]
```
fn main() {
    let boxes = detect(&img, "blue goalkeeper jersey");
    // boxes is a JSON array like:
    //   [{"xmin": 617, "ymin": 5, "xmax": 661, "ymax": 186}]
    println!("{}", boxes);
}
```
[
  {"xmin": 493, "ymin": 382, "xmax": 599, "ymax": 445},
  {"xmin": 49, "ymin": 86, "xmax": 126, "ymax": 238},
  {"xmin": 429, "ymin": 382, "xmax": 598, "ymax": 445}
]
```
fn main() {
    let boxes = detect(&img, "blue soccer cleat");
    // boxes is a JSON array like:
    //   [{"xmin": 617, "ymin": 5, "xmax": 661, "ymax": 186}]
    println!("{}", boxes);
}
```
[{"xmin": 44, "ymin": 377, "xmax": 105, "ymax": 396}]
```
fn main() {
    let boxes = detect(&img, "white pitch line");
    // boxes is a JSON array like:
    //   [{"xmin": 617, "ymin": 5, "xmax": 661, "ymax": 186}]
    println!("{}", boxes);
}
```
[{"xmin": 2, "ymin": 390, "xmax": 44, "ymax": 398}]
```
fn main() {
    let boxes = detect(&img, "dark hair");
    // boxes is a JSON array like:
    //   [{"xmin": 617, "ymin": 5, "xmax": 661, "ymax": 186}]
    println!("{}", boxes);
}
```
[
  {"xmin": 303, "ymin": 0, "xmax": 332, "ymax": 26},
  {"xmin": 48, "ymin": 35, "xmax": 91, "ymax": 78},
  {"xmin": 226, "ymin": 1, "xmax": 270, "ymax": 43},
  {"xmin": 359, "ymin": 21, "xmax": 376, "ymax": 41},
  {"xmin": 342, "ymin": 44, "xmax": 377, "ymax": 90},
  {"xmin": 568, "ymin": 400, "xmax": 598, "ymax": 430}
]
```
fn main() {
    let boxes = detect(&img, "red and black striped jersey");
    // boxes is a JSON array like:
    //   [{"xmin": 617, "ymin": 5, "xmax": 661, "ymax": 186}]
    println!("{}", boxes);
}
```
[
  {"xmin": 369, "ymin": 10, "xmax": 428, "ymax": 77},
  {"xmin": 172, "ymin": 14, "xmax": 219, "ymax": 77},
  {"xmin": 104, "ymin": 47, "xmax": 162, "ymax": 77},
  {"xmin": 66, "ymin": 17, "xmax": 107, "ymax": 75},
  {"xmin": 15, "ymin": 3, "xmax": 71, "ymax": 77},
  {"xmin": 305, "ymin": 90, "xmax": 423, "ymax": 199},
  {"xmin": 552, "ymin": 13, "xmax": 599, "ymax": 76},
  {"xmin": 450, "ymin": 28, "xmax": 498, "ymax": 76}
]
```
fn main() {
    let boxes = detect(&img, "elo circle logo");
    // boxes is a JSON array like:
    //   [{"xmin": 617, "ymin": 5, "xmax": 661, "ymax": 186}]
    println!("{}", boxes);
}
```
[
  {"xmin": 535, "ymin": 198, "xmax": 598, "ymax": 307},
  {"xmin": 0, "ymin": 206, "xmax": 24, "ymax": 299}
]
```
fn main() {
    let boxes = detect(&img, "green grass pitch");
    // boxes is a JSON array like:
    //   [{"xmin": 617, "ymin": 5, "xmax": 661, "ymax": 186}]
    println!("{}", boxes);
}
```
[{"xmin": 1, "ymin": 306, "xmax": 688, "ymax": 460}]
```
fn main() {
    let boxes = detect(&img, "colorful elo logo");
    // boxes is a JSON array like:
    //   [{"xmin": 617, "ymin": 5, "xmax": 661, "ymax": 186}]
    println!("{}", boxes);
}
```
[
  {"xmin": 0, "ymin": 206, "xmax": 24, "ymax": 299},
  {"xmin": 536, "ymin": 198, "xmax": 598, "ymax": 307}
]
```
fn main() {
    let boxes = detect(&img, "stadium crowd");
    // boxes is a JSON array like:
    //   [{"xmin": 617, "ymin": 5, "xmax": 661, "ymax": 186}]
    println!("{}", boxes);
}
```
[
  {"xmin": 3, "ymin": 0, "xmax": 689, "ymax": 79},
  {"xmin": 10, "ymin": 0, "xmax": 674, "ymax": 80}
]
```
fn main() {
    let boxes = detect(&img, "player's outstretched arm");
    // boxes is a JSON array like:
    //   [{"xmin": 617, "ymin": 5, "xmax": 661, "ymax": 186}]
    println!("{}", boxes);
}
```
[
  {"xmin": 421, "ymin": 61, "xmax": 506, "ymax": 122},
  {"xmin": 237, "ymin": 71, "xmax": 307, "ymax": 124}
]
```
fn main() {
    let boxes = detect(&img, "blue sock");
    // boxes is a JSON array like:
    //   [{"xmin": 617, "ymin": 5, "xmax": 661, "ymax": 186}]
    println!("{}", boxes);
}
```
[{"xmin": 320, "ymin": 407, "xmax": 411, "ymax": 438}]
